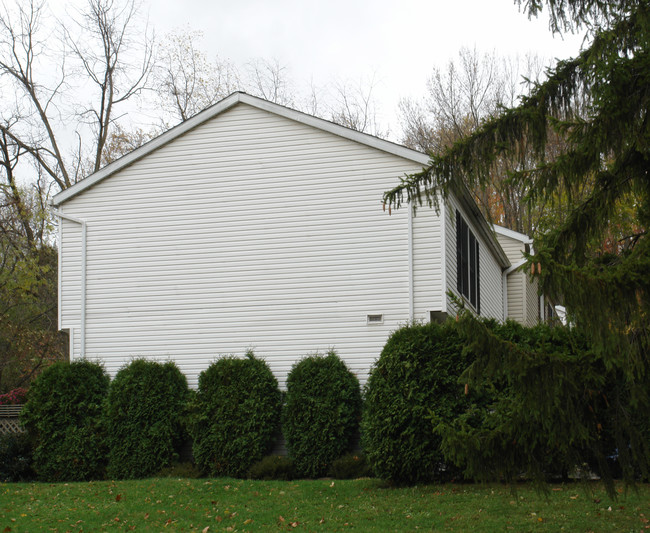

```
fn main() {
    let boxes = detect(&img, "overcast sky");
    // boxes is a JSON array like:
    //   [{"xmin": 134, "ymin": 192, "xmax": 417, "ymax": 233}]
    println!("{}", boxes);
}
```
[
  {"xmin": 143, "ymin": 0, "xmax": 586, "ymax": 132},
  {"xmin": 42, "ymin": 0, "xmax": 586, "ymax": 139}
]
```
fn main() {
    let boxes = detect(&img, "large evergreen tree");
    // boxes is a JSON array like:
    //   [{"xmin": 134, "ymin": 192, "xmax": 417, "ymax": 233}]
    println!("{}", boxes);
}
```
[{"xmin": 384, "ymin": 1, "xmax": 649, "ymax": 491}]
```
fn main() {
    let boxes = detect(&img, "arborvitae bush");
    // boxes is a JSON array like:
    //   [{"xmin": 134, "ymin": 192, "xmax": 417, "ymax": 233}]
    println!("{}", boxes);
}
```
[
  {"xmin": 0, "ymin": 433, "xmax": 34, "ymax": 482},
  {"xmin": 105, "ymin": 359, "xmax": 189, "ymax": 479},
  {"xmin": 20, "ymin": 360, "xmax": 109, "ymax": 481},
  {"xmin": 328, "ymin": 452, "xmax": 372, "ymax": 479},
  {"xmin": 191, "ymin": 352, "xmax": 281, "ymax": 477},
  {"xmin": 361, "ymin": 321, "xmax": 473, "ymax": 485},
  {"xmin": 248, "ymin": 455, "xmax": 295, "ymax": 481},
  {"xmin": 283, "ymin": 350, "xmax": 362, "ymax": 478}
]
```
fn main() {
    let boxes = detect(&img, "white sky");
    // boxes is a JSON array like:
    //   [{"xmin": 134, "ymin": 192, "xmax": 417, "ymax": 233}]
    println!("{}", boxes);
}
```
[
  {"xmin": 143, "ymin": 0, "xmax": 586, "ymax": 133},
  {"xmin": 39, "ymin": 0, "xmax": 587, "ymax": 143}
]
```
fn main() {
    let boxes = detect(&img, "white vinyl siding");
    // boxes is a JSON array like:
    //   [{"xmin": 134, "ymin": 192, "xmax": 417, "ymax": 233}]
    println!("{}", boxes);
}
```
[
  {"xmin": 58, "ymin": 103, "xmax": 422, "ymax": 388},
  {"xmin": 525, "ymin": 275, "xmax": 541, "ymax": 327},
  {"xmin": 507, "ymin": 272, "xmax": 526, "ymax": 323},
  {"xmin": 59, "ymin": 218, "xmax": 83, "ymax": 356},
  {"xmin": 495, "ymin": 231, "xmax": 540, "ymax": 325},
  {"xmin": 445, "ymin": 197, "xmax": 504, "ymax": 320},
  {"xmin": 412, "ymin": 204, "xmax": 445, "ymax": 320}
]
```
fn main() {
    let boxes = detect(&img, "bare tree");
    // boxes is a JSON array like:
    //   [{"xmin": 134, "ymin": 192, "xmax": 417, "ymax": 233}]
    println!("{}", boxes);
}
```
[
  {"xmin": 245, "ymin": 57, "xmax": 294, "ymax": 106},
  {"xmin": 0, "ymin": 0, "xmax": 154, "ymax": 389},
  {"xmin": 0, "ymin": 0, "xmax": 71, "ymax": 189},
  {"xmin": 399, "ymin": 47, "xmax": 550, "ymax": 234},
  {"xmin": 66, "ymin": 0, "xmax": 154, "ymax": 174},
  {"xmin": 328, "ymin": 76, "xmax": 386, "ymax": 137},
  {"xmin": 0, "ymin": 0, "xmax": 153, "ymax": 189},
  {"xmin": 154, "ymin": 29, "xmax": 240, "ymax": 123}
]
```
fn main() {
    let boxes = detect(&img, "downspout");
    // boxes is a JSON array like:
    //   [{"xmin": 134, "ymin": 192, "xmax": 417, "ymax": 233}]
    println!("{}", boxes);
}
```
[
  {"xmin": 502, "ymin": 259, "xmax": 526, "ymax": 321},
  {"xmin": 440, "ymin": 199, "xmax": 447, "ymax": 314},
  {"xmin": 408, "ymin": 201, "xmax": 414, "ymax": 321},
  {"xmin": 53, "ymin": 210, "xmax": 87, "ymax": 358}
]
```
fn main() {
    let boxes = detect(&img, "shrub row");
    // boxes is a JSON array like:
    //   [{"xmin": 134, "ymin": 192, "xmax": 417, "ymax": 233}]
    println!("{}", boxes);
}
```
[
  {"xmin": 12, "ymin": 350, "xmax": 361, "ymax": 482},
  {"xmin": 13, "ymin": 319, "xmax": 629, "ymax": 485}
]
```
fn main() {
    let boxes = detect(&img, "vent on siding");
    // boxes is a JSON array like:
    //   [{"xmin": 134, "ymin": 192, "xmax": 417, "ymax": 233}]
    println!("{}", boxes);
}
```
[
  {"xmin": 367, "ymin": 314, "xmax": 384, "ymax": 325},
  {"xmin": 430, "ymin": 311, "xmax": 448, "ymax": 324}
]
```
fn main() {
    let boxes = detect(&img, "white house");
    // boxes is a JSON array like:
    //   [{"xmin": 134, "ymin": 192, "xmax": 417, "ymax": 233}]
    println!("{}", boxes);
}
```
[
  {"xmin": 52, "ymin": 92, "xmax": 538, "ymax": 388},
  {"xmin": 494, "ymin": 225, "xmax": 545, "ymax": 327}
]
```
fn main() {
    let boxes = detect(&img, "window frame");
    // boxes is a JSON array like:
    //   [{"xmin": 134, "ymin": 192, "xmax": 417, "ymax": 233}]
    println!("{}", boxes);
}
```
[{"xmin": 455, "ymin": 210, "xmax": 480, "ymax": 313}]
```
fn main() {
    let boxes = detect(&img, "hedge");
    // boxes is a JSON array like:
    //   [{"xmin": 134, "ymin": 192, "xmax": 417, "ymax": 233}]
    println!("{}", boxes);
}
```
[
  {"xmin": 105, "ymin": 359, "xmax": 189, "ymax": 479},
  {"xmin": 20, "ymin": 360, "xmax": 109, "ymax": 481},
  {"xmin": 361, "ymin": 321, "xmax": 474, "ymax": 484},
  {"xmin": 283, "ymin": 350, "xmax": 362, "ymax": 478},
  {"xmin": 191, "ymin": 352, "xmax": 281, "ymax": 477}
]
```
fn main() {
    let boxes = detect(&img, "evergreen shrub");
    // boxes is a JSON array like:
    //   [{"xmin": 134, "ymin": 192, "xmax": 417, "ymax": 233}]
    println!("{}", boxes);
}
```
[
  {"xmin": 438, "ymin": 318, "xmax": 647, "ymax": 485},
  {"xmin": 283, "ymin": 350, "xmax": 362, "ymax": 478},
  {"xmin": 361, "ymin": 321, "xmax": 473, "ymax": 485},
  {"xmin": 328, "ymin": 452, "xmax": 371, "ymax": 479},
  {"xmin": 248, "ymin": 455, "xmax": 295, "ymax": 480},
  {"xmin": 20, "ymin": 360, "xmax": 109, "ymax": 481},
  {"xmin": 191, "ymin": 351, "xmax": 281, "ymax": 477},
  {"xmin": 105, "ymin": 359, "xmax": 189, "ymax": 479},
  {"xmin": 0, "ymin": 432, "xmax": 34, "ymax": 482}
]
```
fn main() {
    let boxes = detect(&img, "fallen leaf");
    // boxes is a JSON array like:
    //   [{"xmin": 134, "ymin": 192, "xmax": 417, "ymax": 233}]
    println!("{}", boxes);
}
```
[
  {"xmin": 144, "ymin": 513, "xmax": 149, "ymax": 520},
  {"xmin": 290, "ymin": 522, "xmax": 299, "ymax": 528},
  {"xmin": 115, "ymin": 494, "xmax": 122, "ymax": 502},
  {"xmin": 202, "ymin": 527, "xmax": 210, "ymax": 533},
  {"xmin": 3, "ymin": 527, "xmax": 11, "ymax": 533},
  {"xmin": 244, "ymin": 519, "xmax": 253, "ymax": 525}
]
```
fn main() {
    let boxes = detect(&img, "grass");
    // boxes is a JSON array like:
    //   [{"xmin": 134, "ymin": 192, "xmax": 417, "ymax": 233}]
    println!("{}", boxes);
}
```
[{"xmin": 2, "ymin": 478, "xmax": 650, "ymax": 532}]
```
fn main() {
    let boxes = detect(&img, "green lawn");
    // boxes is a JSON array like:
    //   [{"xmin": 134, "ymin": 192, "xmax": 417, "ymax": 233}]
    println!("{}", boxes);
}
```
[{"xmin": 2, "ymin": 478, "xmax": 649, "ymax": 532}]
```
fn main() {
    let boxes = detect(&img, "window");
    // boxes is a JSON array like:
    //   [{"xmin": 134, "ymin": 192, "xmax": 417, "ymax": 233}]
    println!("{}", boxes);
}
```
[{"xmin": 456, "ymin": 210, "xmax": 480, "ymax": 313}]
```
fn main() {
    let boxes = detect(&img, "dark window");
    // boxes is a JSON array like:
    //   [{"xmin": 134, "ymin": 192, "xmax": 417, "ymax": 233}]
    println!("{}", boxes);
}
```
[{"xmin": 456, "ymin": 210, "xmax": 480, "ymax": 313}]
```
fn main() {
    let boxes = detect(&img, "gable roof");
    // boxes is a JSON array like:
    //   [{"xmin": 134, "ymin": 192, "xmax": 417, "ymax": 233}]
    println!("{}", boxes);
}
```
[
  {"xmin": 52, "ymin": 92, "xmax": 429, "ymax": 206},
  {"xmin": 52, "ymin": 91, "xmax": 509, "ymax": 267},
  {"xmin": 493, "ymin": 224, "xmax": 533, "ymax": 245}
]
